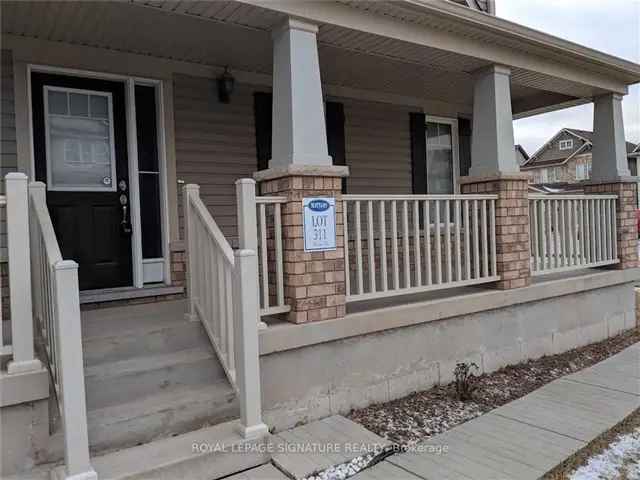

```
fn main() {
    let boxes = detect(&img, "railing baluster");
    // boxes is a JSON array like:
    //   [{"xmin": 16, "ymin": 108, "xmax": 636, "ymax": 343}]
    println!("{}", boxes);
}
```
[
  {"xmin": 379, "ymin": 201, "xmax": 388, "ymax": 292},
  {"xmin": 540, "ymin": 201, "xmax": 547, "ymax": 271},
  {"xmin": 455, "ymin": 200, "xmax": 462, "ymax": 281},
  {"xmin": 343, "ymin": 201, "xmax": 350, "ymax": 298},
  {"xmin": 391, "ymin": 200, "xmax": 399, "ymax": 290},
  {"xmin": 553, "ymin": 199, "xmax": 559, "ymax": 269},
  {"xmin": 355, "ymin": 201, "xmax": 364, "ymax": 295},
  {"xmin": 490, "ymin": 199, "xmax": 497, "ymax": 277},
  {"xmin": 424, "ymin": 200, "xmax": 432, "ymax": 285},
  {"xmin": 259, "ymin": 203, "xmax": 268, "ymax": 310},
  {"xmin": 481, "ymin": 199, "xmax": 488, "ymax": 278},
  {"xmin": 435, "ymin": 200, "xmax": 442, "ymax": 284},
  {"xmin": 274, "ymin": 203, "xmax": 284, "ymax": 307},
  {"xmin": 464, "ymin": 200, "xmax": 471, "ymax": 280},
  {"xmin": 472, "ymin": 199, "xmax": 479, "ymax": 279},
  {"xmin": 531, "ymin": 199, "xmax": 539, "ymax": 273},
  {"xmin": 445, "ymin": 201, "xmax": 452, "ymax": 282},
  {"xmin": 413, "ymin": 200, "xmax": 422, "ymax": 286},
  {"xmin": 611, "ymin": 199, "xmax": 618, "ymax": 260},
  {"xmin": 402, "ymin": 200, "xmax": 411, "ymax": 288},
  {"xmin": 367, "ymin": 200, "xmax": 376, "ymax": 294}
]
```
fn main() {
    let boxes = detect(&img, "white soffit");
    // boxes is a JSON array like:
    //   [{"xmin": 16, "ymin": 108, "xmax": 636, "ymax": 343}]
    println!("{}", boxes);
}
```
[{"xmin": 1, "ymin": 0, "xmax": 609, "ymax": 107}]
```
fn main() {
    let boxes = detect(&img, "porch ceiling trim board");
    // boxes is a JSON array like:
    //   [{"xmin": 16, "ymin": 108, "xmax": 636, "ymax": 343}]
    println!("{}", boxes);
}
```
[
  {"xmin": 237, "ymin": 0, "xmax": 639, "ymax": 94},
  {"xmin": 2, "ymin": 34, "xmax": 471, "ymax": 117}
]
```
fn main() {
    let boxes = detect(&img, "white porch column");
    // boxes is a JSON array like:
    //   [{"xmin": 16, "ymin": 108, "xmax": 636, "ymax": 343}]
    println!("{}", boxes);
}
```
[
  {"xmin": 270, "ymin": 17, "xmax": 331, "ymax": 167},
  {"xmin": 591, "ymin": 93, "xmax": 631, "ymax": 182},
  {"xmin": 469, "ymin": 65, "xmax": 518, "ymax": 177}
]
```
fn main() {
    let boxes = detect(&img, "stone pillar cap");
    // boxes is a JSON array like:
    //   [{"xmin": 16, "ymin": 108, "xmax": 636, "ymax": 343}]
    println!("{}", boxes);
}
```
[
  {"xmin": 253, "ymin": 165, "xmax": 350, "ymax": 182},
  {"xmin": 458, "ymin": 172, "xmax": 530, "ymax": 184}
]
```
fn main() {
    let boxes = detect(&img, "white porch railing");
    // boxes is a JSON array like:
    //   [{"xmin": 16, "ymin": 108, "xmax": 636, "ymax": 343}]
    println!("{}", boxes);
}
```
[
  {"xmin": 183, "ymin": 183, "xmax": 236, "ymax": 384},
  {"xmin": 256, "ymin": 196, "xmax": 290, "ymax": 317},
  {"xmin": 529, "ymin": 194, "xmax": 619, "ymax": 275},
  {"xmin": 183, "ymin": 180, "xmax": 267, "ymax": 439},
  {"xmin": 29, "ymin": 181, "xmax": 96, "ymax": 480},
  {"xmin": 342, "ymin": 194, "xmax": 499, "ymax": 302}
]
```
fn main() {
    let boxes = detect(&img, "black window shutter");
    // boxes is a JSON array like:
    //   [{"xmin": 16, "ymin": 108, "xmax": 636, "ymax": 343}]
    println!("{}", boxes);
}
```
[
  {"xmin": 253, "ymin": 92, "xmax": 272, "ymax": 171},
  {"xmin": 458, "ymin": 117, "xmax": 472, "ymax": 178},
  {"xmin": 326, "ymin": 101, "xmax": 347, "ymax": 193},
  {"xmin": 410, "ymin": 112, "xmax": 427, "ymax": 194}
]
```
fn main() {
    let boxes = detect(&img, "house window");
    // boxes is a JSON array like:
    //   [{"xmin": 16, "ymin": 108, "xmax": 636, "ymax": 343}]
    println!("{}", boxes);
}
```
[
  {"xmin": 576, "ymin": 163, "xmax": 586, "ymax": 180},
  {"xmin": 425, "ymin": 117, "xmax": 459, "ymax": 194},
  {"xmin": 540, "ymin": 168, "xmax": 548, "ymax": 183},
  {"xmin": 44, "ymin": 86, "xmax": 116, "ymax": 191},
  {"xmin": 559, "ymin": 139, "xmax": 573, "ymax": 150}
]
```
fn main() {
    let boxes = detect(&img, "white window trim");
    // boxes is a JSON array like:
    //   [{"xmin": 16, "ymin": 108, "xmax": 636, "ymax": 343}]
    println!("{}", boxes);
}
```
[
  {"xmin": 425, "ymin": 115, "xmax": 460, "ymax": 194},
  {"xmin": 43, "ymin": 85, "xmax": 117, "ymax": 192},
  {"xmin": 559, "ymin": 139, "xmax": 573, "ymax": 150}
]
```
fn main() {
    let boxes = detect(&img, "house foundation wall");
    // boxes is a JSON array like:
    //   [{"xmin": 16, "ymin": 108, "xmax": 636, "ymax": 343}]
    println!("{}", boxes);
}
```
[{"xmin": 260, "ymin": 277, "xmax": 637, "ymax": 431}]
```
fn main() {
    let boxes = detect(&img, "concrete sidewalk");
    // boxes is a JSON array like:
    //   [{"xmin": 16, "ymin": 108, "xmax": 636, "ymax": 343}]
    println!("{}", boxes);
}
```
[{"xmin": 360, "ymin": 343, "xmax": 640, "ymax": 480}]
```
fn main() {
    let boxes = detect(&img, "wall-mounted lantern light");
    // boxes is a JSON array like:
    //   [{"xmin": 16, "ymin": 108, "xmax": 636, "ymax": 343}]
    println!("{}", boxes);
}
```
[{"xmin": 217, "ymin": 66, "xmax": 235, "ymax": 104}]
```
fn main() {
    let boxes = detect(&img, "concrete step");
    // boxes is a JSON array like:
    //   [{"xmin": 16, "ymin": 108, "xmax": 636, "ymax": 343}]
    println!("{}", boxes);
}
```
[
  {"xmin": 47, "ymin": 381, "xmax": 239, "ymax": 460},
  {"xmin": 85, "ymin": 420, "xmax": 269, "ymax": 480},
  {"xmin": 82, "ymin": 318, "xmax": 211, "ymax": 367},
  {"xmin": 81, "ymin": 300, "xmax": 187, "ymax": 340},
  {"xmin": 84, "ymin": 347, "xmax": 226, "ymax": 410}
]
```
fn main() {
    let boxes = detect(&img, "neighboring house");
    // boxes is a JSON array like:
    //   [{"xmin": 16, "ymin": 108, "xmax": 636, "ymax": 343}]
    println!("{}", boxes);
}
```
[
  {"xmin": 521, "ymin": 128, "xmax": 638, "ymax": 184},
  {"xmin": 515, "ymin": 144, "xmax": 530, "ymax": 166},
  {"xmin": 1, "ymin": 2, "xmax": 640, "ymax": 479}
]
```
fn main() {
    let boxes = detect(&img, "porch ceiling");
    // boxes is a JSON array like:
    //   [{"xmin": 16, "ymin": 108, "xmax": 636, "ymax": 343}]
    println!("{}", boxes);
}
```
[{"xmin": 2, "ymin": 1, "xmax": 635, "ymax": 116}]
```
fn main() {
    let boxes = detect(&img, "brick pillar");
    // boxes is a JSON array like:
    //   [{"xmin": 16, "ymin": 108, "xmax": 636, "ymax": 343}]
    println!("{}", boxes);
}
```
[
  {"xmin": 460, "ymin": 174, "xmax": 531, "ymax": 289},
  {"xmin": 584, "ymin": 181, "xmax": 638, "ymax": 270},
  {"xmin": 256, "ymin": 169, "xmax": 347, "ymax": 324}
]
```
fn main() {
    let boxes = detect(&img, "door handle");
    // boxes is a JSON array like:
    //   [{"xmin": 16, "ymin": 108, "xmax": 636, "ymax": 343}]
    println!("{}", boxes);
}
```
[{"xmin": 120, "ymin": 194, "xmax": 132, "ymax": 235}]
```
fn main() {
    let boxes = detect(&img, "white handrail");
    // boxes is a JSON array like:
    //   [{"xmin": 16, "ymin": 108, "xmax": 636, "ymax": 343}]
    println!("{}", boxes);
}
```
[
  {"xmin": 183, "ymin": 181, "xmax": 268, "ymax": 439},
  {"xmin": 29, "ymin": 181, "xmax": 96, "ymax": 480},
  {"xmin": 343, "ymin": 193, "xmax": 499, "ymax": 302}
]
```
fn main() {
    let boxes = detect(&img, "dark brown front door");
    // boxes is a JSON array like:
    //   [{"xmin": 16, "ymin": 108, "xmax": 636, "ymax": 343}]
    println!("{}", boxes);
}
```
[{"xmin": 31, "ymin": 73, "xmax": 133, "ymax": 290}]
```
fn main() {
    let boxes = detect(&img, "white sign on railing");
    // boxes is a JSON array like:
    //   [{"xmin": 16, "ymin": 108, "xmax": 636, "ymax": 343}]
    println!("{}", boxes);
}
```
[{"xmin": 303, "ymin": 197, "xmax": 336, "ymax": 252}]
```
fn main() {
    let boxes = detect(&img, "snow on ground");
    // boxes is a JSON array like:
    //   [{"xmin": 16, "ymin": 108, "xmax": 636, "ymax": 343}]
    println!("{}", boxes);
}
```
[
  {"xmin": 569, "ymin": 427, "xmax": 640, "ymax": 480},
  {"xmin": 303, "ymin": 454, "xmax": 375, "ymax": 480}
]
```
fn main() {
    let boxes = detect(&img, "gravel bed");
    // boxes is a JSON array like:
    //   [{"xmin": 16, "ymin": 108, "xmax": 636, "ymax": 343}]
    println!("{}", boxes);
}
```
[{"xmin": 349, "ymin": 327, "xmax": 640, "ymax": 446}]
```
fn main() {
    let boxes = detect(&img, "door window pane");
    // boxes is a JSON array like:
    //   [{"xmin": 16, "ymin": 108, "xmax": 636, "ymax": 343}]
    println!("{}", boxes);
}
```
[
  {"xmin": 426, "ymin": 122, "xmax": 454, "ymax": 194},
  {"xmin": 46, "ymin": 88, "xmax": 115, "ymax": 190}
]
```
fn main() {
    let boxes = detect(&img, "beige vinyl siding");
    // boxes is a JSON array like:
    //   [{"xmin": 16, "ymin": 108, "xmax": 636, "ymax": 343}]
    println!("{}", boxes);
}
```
[
  {"xmin": 174, "ymin": 74, "xmax": 260, "ymax": 246},
  {"xmin": 1, "ymin": 49, "xmax": 15, "ymax": 320},
  {"xmin": 173, "ymin": 74, "xmax": 417, "ymax": 246},
  {"xmin": 343, "ymin": 99, "xmax": 413, "ymax": 194}
]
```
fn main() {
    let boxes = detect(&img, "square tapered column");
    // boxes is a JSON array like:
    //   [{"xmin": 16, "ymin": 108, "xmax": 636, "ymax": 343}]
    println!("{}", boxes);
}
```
[
  {"xmin": 462, "ymin": 65, "xmax": 531, "ymax": 289},
  {"xmin": 257, "ymin": 17, "xmax": 349, "ymax": 323},
  {"xmin": 586, "ymin": 93, "xmax": 637, "ymax": 270},
  {"xmin": 270, "ymin": 17, "xmax": 332, "ymax": 168}
]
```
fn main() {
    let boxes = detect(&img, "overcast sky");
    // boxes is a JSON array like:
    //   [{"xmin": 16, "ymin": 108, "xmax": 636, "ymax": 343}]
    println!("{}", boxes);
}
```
[{"xmin": 495, "ymin": 0, "xmax": 640, "ymax": 156}]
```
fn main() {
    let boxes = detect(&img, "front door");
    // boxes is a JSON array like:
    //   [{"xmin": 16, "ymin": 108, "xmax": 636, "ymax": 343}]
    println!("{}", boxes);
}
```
[{"xmin": 32, "ymin": 73, "xmax": 133, "ymax": 290}]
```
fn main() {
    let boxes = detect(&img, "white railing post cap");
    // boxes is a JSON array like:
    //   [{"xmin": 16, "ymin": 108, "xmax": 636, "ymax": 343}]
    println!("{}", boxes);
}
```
[
  {"xmin": 234, "ymin": 249, "xmax": 257, "ymax": 258},
  {"xmin": 54, "ymin": 260, "xmax": 79, "ymax": 271},
  {"xmin": 184, "ymin": 183, "xmax": 200, "ymax": 192},
  {"xmin": 5, "ymin": 172, "xmax": 28, "ymax": 181},
  {"xmin": 235, "ymin": 178, "xmax": 256, "ymax": 186}
]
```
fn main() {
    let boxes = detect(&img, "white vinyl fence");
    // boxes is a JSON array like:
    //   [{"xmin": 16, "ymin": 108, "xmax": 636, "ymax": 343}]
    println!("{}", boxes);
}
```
[
  {"xmin": 256, "ymin": 196, "xmax": 289, "ymax": 317},
  {"xmin": 342, "ymin": 194, "xmax": 499, "ymax": 302},
  {"xmin": 29, "ymin": 181, "xmax": 96, "ymax": 480},
  {"xmin": 183, "ymin": 180, "xmax": 267, "ymax": 439},
  {"xmin": 529, "ymin": 194, "xmax": 619, "ymax": 275}
]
